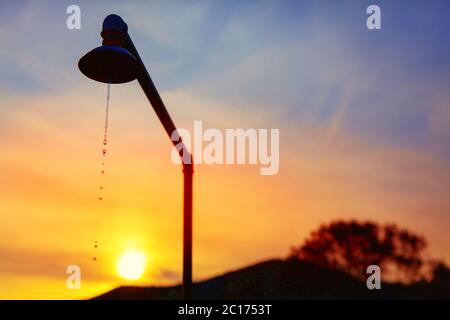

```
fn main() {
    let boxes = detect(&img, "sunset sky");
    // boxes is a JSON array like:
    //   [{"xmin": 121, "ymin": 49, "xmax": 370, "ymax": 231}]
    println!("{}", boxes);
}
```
[{"xmin": 0, "ymin": 0, "xmax": 449, "ymax": 299}]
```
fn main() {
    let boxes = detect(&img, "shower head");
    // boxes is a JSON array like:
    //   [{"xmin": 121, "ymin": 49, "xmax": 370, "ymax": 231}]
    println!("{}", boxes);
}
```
[
  {"xmin": 78, "ymin": 45, "xmax": 138, "ymax": 84},
  {"xmin": 78, "ymin": 14, "xmax": 139, "ymax": 84}
]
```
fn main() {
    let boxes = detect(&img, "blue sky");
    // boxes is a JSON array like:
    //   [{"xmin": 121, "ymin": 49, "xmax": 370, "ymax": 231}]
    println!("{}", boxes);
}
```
[{"xmin": 1, "ymin": 0, "xmax": 449, "ymax": 155}]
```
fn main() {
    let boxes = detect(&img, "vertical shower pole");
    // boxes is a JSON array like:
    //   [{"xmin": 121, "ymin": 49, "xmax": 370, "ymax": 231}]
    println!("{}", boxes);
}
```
[{"xmin": 103, "ymin": 15, "xmax": 194, "ymax": 299}]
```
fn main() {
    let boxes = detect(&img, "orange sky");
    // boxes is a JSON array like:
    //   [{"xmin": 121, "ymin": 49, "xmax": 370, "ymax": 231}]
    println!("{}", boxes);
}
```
[{"xmin": 0, "ymin": 85, "xmax": 449, "ymax": 299}]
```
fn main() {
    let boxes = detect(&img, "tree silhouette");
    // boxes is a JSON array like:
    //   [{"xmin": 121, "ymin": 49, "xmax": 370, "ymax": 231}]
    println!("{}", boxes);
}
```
[{"xmin": 290, "ymin": 220, "xmax": 427, "ymax": 283}]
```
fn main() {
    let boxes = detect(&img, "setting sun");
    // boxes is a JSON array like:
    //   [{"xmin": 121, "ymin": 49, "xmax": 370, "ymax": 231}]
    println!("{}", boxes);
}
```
[{"xmin": 117, "ymin": 250, "xmax": 147, "ymax": 280}]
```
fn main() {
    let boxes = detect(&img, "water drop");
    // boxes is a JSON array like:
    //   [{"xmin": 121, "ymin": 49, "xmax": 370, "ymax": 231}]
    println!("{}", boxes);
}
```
[
  {"xmin": 92, "ymin": 83, "xmax": 111, "ymax": 264},
  {"xmin": 103, "ymin": 83, "xmax": 110, "ymax": 143}
]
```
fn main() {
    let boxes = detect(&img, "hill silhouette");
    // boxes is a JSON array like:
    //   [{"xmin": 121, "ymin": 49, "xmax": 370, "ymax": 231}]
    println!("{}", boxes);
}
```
[
  {"xmin": 94, "ymin": 259, "xmax": 450, "ymax": 300},
  {"xmin": 94, "ymin": 220, "xmax": 449, "ymax": 299}
]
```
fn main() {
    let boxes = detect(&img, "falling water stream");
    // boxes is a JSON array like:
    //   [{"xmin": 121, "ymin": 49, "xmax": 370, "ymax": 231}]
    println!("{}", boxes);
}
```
[{"xmin": 93, "ymin": 82, "xmax": 111, "ymax": 262}]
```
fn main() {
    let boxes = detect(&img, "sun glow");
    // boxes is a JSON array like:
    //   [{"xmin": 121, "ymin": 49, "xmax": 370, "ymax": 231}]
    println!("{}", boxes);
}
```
[{"xmin": 117, "ymin": 250, "xmax": 147, "ymax": 280}]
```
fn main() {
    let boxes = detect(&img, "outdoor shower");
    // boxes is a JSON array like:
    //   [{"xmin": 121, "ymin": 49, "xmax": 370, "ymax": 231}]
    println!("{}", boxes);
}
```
[{"xmin": 78, "ymin": 14, "xmax": 194, "ymax": 299}]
